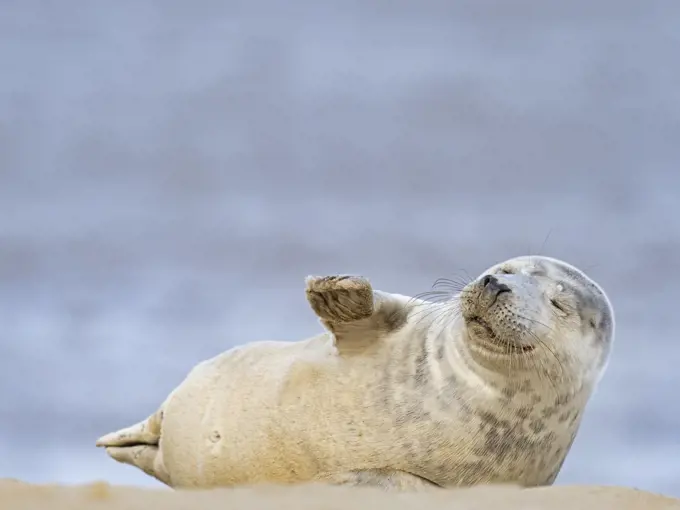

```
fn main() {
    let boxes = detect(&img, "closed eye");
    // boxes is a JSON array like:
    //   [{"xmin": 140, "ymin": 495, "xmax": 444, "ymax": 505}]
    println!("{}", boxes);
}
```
[
  {"xmin": 550, "ymin": 299, "xmax": 567, "ymax": 313},
  {"xmin": 499, "ymin": 268, "xmax": 513, "ymax": 274}
]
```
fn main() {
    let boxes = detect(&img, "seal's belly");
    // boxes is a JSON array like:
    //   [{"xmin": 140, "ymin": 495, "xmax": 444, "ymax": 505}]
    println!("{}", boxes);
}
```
[{"xmin": 160, "ymin": 337, "xmax": 389, "ymax": 487}]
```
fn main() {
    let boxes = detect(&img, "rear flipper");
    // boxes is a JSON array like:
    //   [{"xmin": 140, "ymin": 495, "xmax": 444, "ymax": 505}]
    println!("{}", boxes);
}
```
[
  {"xmin": 105, "ymin": 444, "xmax": 170, "ymax": 486},
  {"xmin": 96, "ymin": 409, "xmax": 170, "ymax": 486},
  {"xmin": 96, "ymin": 411, "xmax": 161, "ymax": 448}
]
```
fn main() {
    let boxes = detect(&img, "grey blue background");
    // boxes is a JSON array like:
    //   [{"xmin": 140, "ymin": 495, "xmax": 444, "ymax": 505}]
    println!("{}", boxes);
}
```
[{"xmin": 1, "ymin": 0, "xmax": 679, "ymax": 497}]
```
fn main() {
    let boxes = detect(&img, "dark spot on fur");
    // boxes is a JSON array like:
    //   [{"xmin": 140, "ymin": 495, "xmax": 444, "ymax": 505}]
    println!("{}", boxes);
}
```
[
  {"xmin": 516, "ymin": 407, "xmax": 531, "ymax": 419},
  {"xmin": 544, "ymin": 447, "xmax": 570, "ymax": 484},
  {"xmin": 413, "ymin": 336, "xmax": 429, "ymax": 387},
  {"xmin": 541, "ymin": 406, "xmax": 558, "ymax": 419},
  {"xmin": 485, "ymin": 379, "xmax": 500, "ymax": 390},
  {"xmin": 518, "ymin": 380, "xmax": 533, "ymax": 393},
  {"xmin": 445, "ymin": 372, "xmax": 460, "ymax": 391},
  {"xmin": 529, "ymin": 420, "xmax": 546, "ymax": 433},
  {"xmin": 483, "ymin": 429, "xmax": 503, "ymax": 456},
  {"xmin": 558, "ymin": 411, "xmax": 572, "ymax": 423},
  {"xmin": 478, "ymin": 411, "xmax": 510, "ymax": 430},
  {"xmin": 554, "ymin": 394, "xmax": 571, "ymax": 406},
  {"xmin": 381, "ymin": 307, "xmax": 408, "ymax": 333},
  {"xmin": 537, "ymin": 457, "xmax": 548, "ymax": 472},
  {"xmin": 568, "ymin": 411, "xmax": 581, "ymax": 427},
  {"xmin": 554, "ymin": 264, "xmax": 614, "ymax": 346}
]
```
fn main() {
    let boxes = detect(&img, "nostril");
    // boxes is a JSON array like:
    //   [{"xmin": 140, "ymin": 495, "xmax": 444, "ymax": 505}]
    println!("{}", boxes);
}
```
[
  {"xmin": 481, "ymin": 274, "xmax": 511, "ymax": 297},
  {"xmin": 482, "ymin": 275, "xmax": 495, "ymax": 288}
]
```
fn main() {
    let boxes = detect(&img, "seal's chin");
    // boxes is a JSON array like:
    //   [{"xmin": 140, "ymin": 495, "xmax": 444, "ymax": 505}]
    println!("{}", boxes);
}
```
[{"xmin": 466, "ymin": 317, "xmax": 535, "ymax": 354}]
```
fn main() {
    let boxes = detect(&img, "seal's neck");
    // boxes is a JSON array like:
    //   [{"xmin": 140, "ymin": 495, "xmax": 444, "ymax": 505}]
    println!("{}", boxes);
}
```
[
  {"xmin": 450, "ymin": 331, "xmax": 523, "ymax": 393},
  {"xmin": 437, "ymin": 325, "xmax": 591, "ymax": 403},
  {"xmin": 431, "ymin": 318, "xmax": 549, "ymax": 394}
]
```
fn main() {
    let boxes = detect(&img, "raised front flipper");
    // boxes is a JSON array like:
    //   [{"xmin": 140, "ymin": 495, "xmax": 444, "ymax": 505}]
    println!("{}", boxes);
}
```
[{"xmin": 305, "ymin": 275, "xmax": 410, "ymax": 355}]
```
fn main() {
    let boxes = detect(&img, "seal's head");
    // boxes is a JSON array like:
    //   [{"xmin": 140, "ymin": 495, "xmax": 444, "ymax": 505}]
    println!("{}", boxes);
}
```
[{"xmin": 460, "ymin": 255, "xmax": 614, "ymax": 383}]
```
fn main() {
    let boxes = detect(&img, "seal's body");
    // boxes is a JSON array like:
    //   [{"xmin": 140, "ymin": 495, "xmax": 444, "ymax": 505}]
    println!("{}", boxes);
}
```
[{"xmin": 97, "ymin": 256, "xmax": 614, "ymax": 490}]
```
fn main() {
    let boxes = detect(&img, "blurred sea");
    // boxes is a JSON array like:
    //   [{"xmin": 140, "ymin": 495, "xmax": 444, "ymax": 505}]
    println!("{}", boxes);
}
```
[{"xmin": 1, "ymin": 0, "xmax": 679, "ymax": 496}]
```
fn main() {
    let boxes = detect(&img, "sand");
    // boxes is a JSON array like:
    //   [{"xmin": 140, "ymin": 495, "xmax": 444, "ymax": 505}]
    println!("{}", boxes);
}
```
[{"xmin": 1, "ymin": 480, "xmax": 679, "ymax": 510}]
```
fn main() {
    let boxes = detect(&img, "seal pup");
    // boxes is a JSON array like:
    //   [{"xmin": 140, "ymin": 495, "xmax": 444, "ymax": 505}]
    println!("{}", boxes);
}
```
[{"xmin": 96, "ymin": 255, "xmax": 614, "ymax": 490}]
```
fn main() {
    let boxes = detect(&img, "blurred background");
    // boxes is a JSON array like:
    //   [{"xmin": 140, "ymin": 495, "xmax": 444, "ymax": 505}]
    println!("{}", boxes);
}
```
[{"xmin": 1, "ymin": 0, "xmax": 679, "ymax": 497}]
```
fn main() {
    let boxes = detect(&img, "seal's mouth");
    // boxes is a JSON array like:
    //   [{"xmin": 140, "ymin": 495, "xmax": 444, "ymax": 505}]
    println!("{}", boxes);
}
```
[{"xmin": 467, "ymin": 316, "xmax": 535, "ymax": 354}]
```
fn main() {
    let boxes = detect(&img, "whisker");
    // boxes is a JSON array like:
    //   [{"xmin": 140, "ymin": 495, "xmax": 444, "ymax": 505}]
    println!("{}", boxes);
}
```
[
  {"xmin": 411, "ymin": 291, "xmax": 455, "ymax": 303},
  {"xmin": 538, "ymin": 228, "xmax": 554, "ymax": 256}
]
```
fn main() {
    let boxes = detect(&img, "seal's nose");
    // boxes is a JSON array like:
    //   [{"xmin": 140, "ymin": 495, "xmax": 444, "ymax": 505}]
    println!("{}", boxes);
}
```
[{"xmin": 481, "ymin": 275, "xmax": 511, "ymax": 298}]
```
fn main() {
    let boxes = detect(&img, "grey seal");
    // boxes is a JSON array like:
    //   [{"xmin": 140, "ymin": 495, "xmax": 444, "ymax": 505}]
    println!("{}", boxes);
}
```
[{"xmin": 96, "ymin": 255, "xmax": 614, "ymax": 491}]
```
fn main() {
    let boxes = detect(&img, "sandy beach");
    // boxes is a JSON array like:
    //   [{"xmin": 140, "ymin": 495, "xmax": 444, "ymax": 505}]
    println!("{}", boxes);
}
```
[{"xmin": 2, "ymin": 481, "xmax": 679, "ymax": 510}]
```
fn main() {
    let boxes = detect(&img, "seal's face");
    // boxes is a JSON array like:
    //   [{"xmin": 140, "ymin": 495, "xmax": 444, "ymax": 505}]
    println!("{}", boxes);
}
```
[{"xmin": 460, "ymin": 256, "xmax": 614, "ymax": 377}]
